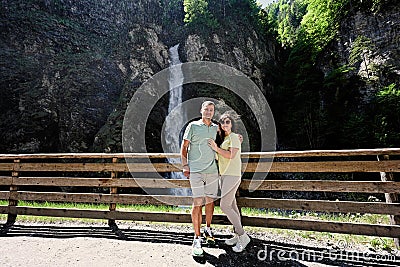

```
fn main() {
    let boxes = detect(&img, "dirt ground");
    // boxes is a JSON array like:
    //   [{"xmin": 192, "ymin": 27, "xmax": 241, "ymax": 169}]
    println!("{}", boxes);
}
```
[{"xmin": 0, "ymin": 221, "xmax": 399, "ymax": 267}]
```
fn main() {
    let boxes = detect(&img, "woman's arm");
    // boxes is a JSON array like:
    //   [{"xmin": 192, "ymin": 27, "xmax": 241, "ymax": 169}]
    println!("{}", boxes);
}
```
[{"xmin": 208, "ymin": 139, "xmax": 239, "ymax": 159}]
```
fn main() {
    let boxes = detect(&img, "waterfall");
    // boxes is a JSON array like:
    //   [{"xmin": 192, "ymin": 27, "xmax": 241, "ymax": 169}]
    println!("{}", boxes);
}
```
[
  {"xmin": 164, "ymin": 44, "xmax": 188, "ymax": 195},
  {"xmin": 165, "ymin": 44, "xmax": 184, "ymax": 164}
]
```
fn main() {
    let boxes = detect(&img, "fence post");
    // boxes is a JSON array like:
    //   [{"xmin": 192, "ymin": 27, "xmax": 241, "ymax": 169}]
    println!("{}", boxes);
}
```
[
  {"xmin": 379, "ymin": 154, "xmax": 400, "ymax": 249},
  {"xmin": 108, "ymin": 157, "xmax": 125, "ymax": 238},
  {"xmin": 6, "ymin": 159, "xmax": 20, "ymax": 227},
  {"xmin": 108, "ymin": 157, "xmax": 118, "ymax": 227}
]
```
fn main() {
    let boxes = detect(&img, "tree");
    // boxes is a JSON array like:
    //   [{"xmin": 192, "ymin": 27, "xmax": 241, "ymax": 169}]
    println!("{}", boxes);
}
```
[
  {"xmin": 183, "ymin": 0, "xmax": 218, "ymax": 30},
  {"xmin": 374, "ymin": 83, "xmax": 400, "ymax": 146},
  {"xmin": 263, "ymin": 0, "xmax": 308, "ymax": 46},
  {"xmin": 299, "ymin": 0, "xmax": 349, "ymax": 58}
]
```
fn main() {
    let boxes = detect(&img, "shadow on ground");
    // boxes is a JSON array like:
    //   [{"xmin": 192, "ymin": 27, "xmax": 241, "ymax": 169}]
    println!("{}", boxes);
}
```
[{"xmin": 1, "ymin": 223, "xmax": 399, "ymax": 267}]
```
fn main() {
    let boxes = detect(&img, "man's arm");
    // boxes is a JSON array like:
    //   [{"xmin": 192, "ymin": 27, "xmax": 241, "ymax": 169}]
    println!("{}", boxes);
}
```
[{"xmin": 181, "ymin": 139, "xmax": 190, "ymax": 178}]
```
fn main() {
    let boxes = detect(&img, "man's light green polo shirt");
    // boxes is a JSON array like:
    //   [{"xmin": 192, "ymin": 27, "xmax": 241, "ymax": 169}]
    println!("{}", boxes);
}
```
[{"xmin": 183, "ymin": 119, "xmax": 218, "ymax": 173}]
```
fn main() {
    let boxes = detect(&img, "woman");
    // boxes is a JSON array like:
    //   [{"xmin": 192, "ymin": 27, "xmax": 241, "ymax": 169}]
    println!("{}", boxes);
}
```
[{"xmin": 208, "ymin": 113, "xmax": 250, "ymax": 253}]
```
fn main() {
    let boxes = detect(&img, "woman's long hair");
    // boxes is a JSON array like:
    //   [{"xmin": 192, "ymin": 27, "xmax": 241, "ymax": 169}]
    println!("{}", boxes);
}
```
[{"xmin": 215, "ymin": 113, "xmax": 236, "ymax": 147}]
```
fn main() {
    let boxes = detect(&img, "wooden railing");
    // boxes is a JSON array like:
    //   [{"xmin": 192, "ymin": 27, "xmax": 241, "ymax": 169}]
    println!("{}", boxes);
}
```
[{"xmin": 0, "ymin": 149, "xmax": 399, "ymax": 247}]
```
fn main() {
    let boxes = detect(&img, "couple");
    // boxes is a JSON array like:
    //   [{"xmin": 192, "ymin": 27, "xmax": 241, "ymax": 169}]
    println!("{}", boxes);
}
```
[{"xmin": 180, "ymin": 101, "xmax": 250, "ymax": 257}]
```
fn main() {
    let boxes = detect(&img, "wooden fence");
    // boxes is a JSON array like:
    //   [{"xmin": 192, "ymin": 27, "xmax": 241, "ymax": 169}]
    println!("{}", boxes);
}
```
[{"xmin": 0, "ymin": 148, "xmax": 399, "ymax": 247}]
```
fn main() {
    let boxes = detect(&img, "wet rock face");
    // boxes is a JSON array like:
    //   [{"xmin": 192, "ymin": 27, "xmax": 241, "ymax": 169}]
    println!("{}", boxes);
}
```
[
  {"xmin": 0, "ymin": 0, "xmax": 167, "ymax": 153},
  {"xmin": 7, "ymin": 1, "xmax": 399, "ymax": 153},
  {"xmin": 182, "ymin": 31, "xmax": 274, "ymax": 92},
  {"xmin": 319, "ymin": 3, "xmax": 400, "ymax": 103},
  {"xmin": 0, "ymin": 0, "xmax": 276, "ymax": 153}
]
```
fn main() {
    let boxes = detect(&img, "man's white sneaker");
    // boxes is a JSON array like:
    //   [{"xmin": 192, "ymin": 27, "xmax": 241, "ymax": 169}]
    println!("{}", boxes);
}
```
[
  {"xmin": 224, "ymin": 234, "xmax": 239, "ymax": 246},
  {"xmin": 232, "ymin": 233, "xmax": 250, "ymax": 253},
  {"xmin": 192, "ymin": 237, "xmax": 204, "ymax": 257}
]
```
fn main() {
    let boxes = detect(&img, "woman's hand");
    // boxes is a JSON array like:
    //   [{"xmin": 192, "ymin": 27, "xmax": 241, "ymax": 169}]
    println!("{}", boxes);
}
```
[
  {"xmin": 182, "ymin": 165, "xmax": 190, "ymax": 178},
  {"xmin": 208, "ymin": 139, "xmax": 218, "ymax": 151},
  {"xmin": 238, "ymin": 134, "xmax": 243, "ymax": 143}
]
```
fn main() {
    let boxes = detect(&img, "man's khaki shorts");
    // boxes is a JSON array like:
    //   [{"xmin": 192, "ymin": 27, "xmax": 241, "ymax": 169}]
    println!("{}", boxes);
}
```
[{"xmin": 189, "ymin": 172, "xmax": 219, "ymax": 199}]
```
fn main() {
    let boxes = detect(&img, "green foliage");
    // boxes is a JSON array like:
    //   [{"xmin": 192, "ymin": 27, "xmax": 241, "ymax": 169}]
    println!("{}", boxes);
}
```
[
  {"xmin": 370, "ymin": 238, "xmax": 392, "ymax": 252},
  {"xmin": 218, "ymin": 0, "xmax": 261, "ymax": 22},
  {"xmin": 321, "ymin": 65, "xmax": 375, "ymax": 148},
  {"xmin": 341, "ymin": 113, "xmax": 373, "ymax": 148},
  {"xmin": 263, "ymin": 0, "xmax": 348, "ymax": 55},
  {"xmin": 183, "ymin": 0, "xmax": 219, "ymax": 30},
  {"xmin": 374, "ymin": 83, "xmax": 400, "ymax": 146},
  {"xmin": 298, "ymin": 0, "xmax": 349, "ymax": 57},
  {"xmin": 323, "ymin": 65, "xmax": 354, "ymax": 88},
  {"xmin": 349, "ymin": 35, "xmax": 371, "ymax": 65},
  {"xmin": 160, "ymin": 0, "xmax": 184, "ymax": 27},
  {"xmin": 182, "ymin": 0, "xmax": 265, "ymax": 35},
  {"xmin": 160, "ymin": 0, "xmax": 185, "ymax": 43},
  {"xmin": 274, "ymin": 44, "xmax": 328, "ymax": 149},
  {"xmin": 264, "ymin": 0, "xmax": 393, "ymax": 150},
  {"xmin": 349, "ymin": 35, "xmax": 375, "ymax": 80},
  {"xmin": 377, "ymin": 83, "xmax": 400, "ymax": 98},
  {"xmin": 264, "ymin": 0, "xmax": 308, "ymax": 46}
]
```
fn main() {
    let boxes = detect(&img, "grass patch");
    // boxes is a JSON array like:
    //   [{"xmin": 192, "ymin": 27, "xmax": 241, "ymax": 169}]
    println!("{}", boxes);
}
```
[{"xmin": 0, "ymin": 200, "xmax": 397, "ymax": 251}]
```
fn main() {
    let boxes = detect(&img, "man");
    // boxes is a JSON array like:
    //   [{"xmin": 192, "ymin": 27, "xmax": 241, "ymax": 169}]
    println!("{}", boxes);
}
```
[{"xmin": 181, "ymin": 100, "xmax": 219, "ymax": 257}]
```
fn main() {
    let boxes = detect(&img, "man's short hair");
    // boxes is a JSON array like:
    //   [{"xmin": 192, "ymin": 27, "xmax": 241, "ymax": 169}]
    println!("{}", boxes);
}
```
[{"xmin": 201, "ymin": 100, "xmax": 215, "ymax": 109}]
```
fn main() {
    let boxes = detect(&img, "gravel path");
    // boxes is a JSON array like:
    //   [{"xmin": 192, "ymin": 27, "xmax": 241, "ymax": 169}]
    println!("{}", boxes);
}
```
[{"xmin": 0, "ymin": 221, "xmax": 399, "ymax": 267}]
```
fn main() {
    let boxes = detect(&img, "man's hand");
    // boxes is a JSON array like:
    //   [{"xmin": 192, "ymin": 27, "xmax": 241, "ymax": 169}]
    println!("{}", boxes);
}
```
[
  {"xmin": 183, "ymin": 165, "xmax": 190, "ymax": 178},
  {"xmin": 181, "ymin": 139, "xmax": 190, "ymax": 178},
  {"xmin": 208, "ymin": 138, "xmax": 218, "ymax": 151}
]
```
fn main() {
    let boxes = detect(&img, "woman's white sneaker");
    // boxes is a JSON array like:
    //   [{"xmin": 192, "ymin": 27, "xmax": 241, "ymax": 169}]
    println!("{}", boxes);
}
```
[
  {"xmin": 232, "ymin": 233, "xmax": 250, "ymax": 252},
  {"xmin": 224, "ymin": 234, "xmax": 239, "ymax": 246}
]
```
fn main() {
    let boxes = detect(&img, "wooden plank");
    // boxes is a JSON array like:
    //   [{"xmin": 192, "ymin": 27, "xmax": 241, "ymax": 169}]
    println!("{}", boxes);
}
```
[
  {"xmin": 240, "ymin": 180, "xmax": 400, "ymax": 193},
  {"xmin": 0, "ymin": 205, "xmax": 9, "ymax": 214},
  {"xmin": 11, "ymin": 160, "xmax": 400, "ymax": 173},
  {"xmin": 11, "ymin": 178, "xmax": 191, "ymax": 188},
  {"xmin": 245, "ymin": 161, "xmax": 400, "ymax": 173},
  {"xmin": 0, "ymin": 177, "xmax": 12, "ymax": 185},
  {"xmin": 13, "ymin": 163, "xmax": 129, "ymax": 172},
  {"xmin": 0, "ymin": 153, "xmax": 180, "ymax": 159},
  {"xmin": 11, "ymin": 177, "xmax": 400, "ymax": 194},
  {"xmin": 0, "ymin": 163, "xmax": 13, "ymax": 171},
  {"xmin": 13, "ymin": 163, "xmax": 180, "ymax": 172},
  {"xmin": 241, "ymin": 216, "xmax": 400, "ymax": 238},
  {"xmin": 7, "ymin": 206, "xmax": 114, "ymax": 219},
  {"xmin": 243, "ymin": 148, "xmax": 400, "ymax": 158},
  {"xmin": 14, "ymin": 192, "xmax": 193, "ymax": 206},
  {"xmin": 237, "ymin": 198, "xmax": 400, "ymax": 215},
  {"xmin": 6, "ymin": 207, "xmax": 199, "ymax": 223},
  {"xmin": 1, "ymin": 148, "xmax": 400, "ymax": 159},
  {"xmin": 121, "ymin": 178, "xmax": 190, "ymax": 188},
  {"xmin": 7, "ymin": 206, "xmax": 400, "ymax": 238},
  {"xmin": 0, "ymin": 192, "xmax": 10, "ymax": 200},
  {"xmin": 12, "ymin": 191, "xmax": 399, "ymax": 215}
]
